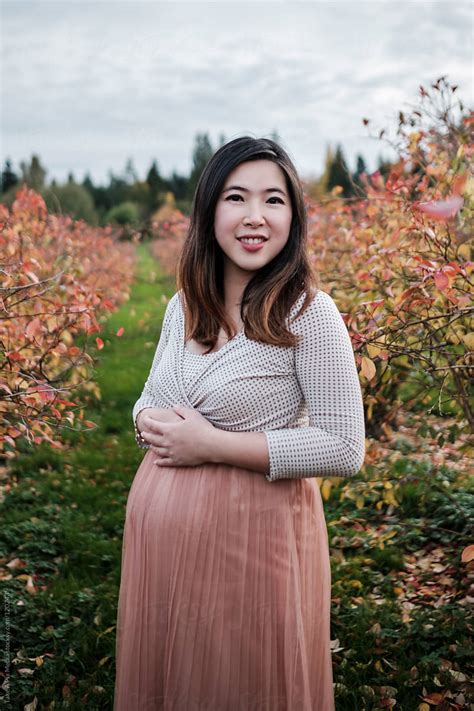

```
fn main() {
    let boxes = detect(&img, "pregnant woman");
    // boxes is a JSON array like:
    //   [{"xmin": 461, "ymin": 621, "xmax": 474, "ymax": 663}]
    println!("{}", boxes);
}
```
[{"xmin": 113, "ymin": 136, "xmax": 366, "ymax": 710}]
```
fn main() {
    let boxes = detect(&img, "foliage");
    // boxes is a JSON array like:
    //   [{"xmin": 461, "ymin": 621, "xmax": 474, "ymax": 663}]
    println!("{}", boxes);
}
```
[
  {"xmin": 43, "ymin": 182, "xmax": 98, "ymax": 225},
  {"xmin": 104, "ymin": 200, "xmax": 140, "ymax": 227},
  {"xmin": 306, "ymin": 77, "xmax": 473, "ymax": 439},
  {"xmin": 149, "ymin": 195, "xmax": 190, "ymax": 278},
  {"xmin": 0, "ymin": 187, "xmax": 136, "ymax": 457}
]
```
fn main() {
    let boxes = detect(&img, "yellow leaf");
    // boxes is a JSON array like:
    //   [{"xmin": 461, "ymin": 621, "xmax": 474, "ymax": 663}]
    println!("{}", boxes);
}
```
[
  {"xmin": 367, "ymin": 343, "xmax": 383, "ymax": 359},
  {"xmin": 461, "ymin": 332, "xmax": 474, "ymax": 349},
  {"xmin": 356, "ymin": 496, "xmax": 365, "ymax": 509},
  {"xmin": 361, "ymin": 356, "xmax": 376, "ymax": 380},
  {"xmin": 321, "ymin": 479, "xmax": 332, "ymax": 501}
]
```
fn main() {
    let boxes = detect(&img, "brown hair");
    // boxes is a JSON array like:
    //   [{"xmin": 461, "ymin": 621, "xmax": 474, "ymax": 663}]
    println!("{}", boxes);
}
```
[{"xmin": 176, "ymin": 136, "xmax": 319, "ymax": 353}]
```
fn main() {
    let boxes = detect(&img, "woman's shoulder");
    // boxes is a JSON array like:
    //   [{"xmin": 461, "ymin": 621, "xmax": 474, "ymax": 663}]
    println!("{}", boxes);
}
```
[
  {"xmin": 289, "ymin": 287, "xmax": 339, "ymax": 323},
  {"xmin": 162, "ymin": 291, "xmax": 183, "ymax": 327}
]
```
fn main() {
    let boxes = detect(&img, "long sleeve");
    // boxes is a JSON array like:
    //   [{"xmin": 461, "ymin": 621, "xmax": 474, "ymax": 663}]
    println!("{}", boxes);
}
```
[
  {"xmin": 132, "ymin": 293, "xmax": 179, "ymax": 429},
  {"xmin": 263, "ymin": 290, "xmax": 366, "ymax": 482}
]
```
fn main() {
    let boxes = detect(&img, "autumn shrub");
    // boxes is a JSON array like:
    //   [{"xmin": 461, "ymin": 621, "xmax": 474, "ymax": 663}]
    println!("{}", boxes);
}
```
[
  {"xmin": 149, "ymin": 196, "xmax": 189, "ymax": 277},
  {"xmin": 0, "ymin": 187, "xmax": 136, "ymax": 457},
  {"xmin": 308, "ymin": 77, "xmax": 473, "ymax": 440}
]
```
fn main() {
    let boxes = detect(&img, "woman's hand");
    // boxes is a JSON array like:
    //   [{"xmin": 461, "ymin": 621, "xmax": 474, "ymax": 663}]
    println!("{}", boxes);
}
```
[
  {"xmin": 140, "ymin": 405, "xmax": 217, "ymax": 467},
  {"xmin": 136, "ymin": 407, "xmax": 182, "ymax": 433}
]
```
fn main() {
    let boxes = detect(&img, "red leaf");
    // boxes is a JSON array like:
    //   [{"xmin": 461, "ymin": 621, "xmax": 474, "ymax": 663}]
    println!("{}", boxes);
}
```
[
  {"xmin": 434, "ymin": 271, "xmax": 449, "ymax": 290},
  {"xmin": 95, "ymin": 337, "xmax": 104, "ymax": 350},
  {"xmin": 25, "ymin": 317, "xmax": 43, "ymax": 339},
  {"xmin": 116, "ymin": 327, "xmax": 125, "ymax": 337}
]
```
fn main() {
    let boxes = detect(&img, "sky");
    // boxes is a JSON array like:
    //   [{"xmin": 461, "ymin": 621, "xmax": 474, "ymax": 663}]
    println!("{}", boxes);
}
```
[{"xmin": 1, "ymin": 0, "xmax": 472, "ymax": 186}]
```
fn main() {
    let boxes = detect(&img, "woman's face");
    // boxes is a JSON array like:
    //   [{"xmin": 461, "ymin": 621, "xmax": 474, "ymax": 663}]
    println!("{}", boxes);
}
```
[{"xmin": 213, "ymin": 160, "xmax": 293, "ymax": 282}]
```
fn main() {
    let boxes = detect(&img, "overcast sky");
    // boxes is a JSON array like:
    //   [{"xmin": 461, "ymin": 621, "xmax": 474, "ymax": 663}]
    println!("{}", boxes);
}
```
[{"xmin": 1, "ymin": 0, "xmax": 472, "ymax": 185}]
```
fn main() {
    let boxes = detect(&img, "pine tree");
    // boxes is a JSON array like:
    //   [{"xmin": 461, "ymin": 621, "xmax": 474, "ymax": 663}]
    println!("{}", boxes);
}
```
[
  {"xmin": 146, "ymin": 160, "xmax": 166, "ymax": 211},
  {"xmin": 188, "ymin": 133, "xmax": 214, "ymax": 199},
  {"xmin": 326, "ymin": 144, "xmax": 353, "ymax": 197},
  {"xmin": 19, "ymin": 155, "xmax": 47, "ymax": 191},
  {"xmin": 377, "ymin": 154, "xmax": 392, "ymax": 177},
  {"xmin": 123, "ymin": 157, "xmax": 138, "ymax": 184},
  {"xmin": 351, "ymin": 153, "xmax": 368, "ymax": 196},
  {"xmin": 1, "ymin": 158, "xmax": 18, "ymax": 193}
]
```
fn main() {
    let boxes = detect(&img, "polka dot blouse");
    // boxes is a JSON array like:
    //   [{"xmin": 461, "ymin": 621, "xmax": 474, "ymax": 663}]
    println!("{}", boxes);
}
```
[{"xmin": 133, "ymin": 289, "xmax": 366, "ymax": 483}]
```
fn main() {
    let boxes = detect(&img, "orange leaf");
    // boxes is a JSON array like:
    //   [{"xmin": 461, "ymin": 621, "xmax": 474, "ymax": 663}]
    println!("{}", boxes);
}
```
[
  {"xmin": 360, "ymin": 356, "xmax": 376, "ymax": 380},
  {"xmin": 461, "ymin": 544, "xmax": 474, "ymax": 563}
]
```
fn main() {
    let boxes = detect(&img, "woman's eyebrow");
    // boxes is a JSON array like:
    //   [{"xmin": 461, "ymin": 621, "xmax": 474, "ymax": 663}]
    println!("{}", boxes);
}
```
[{"xmin": 222, "ymin": 185, "xmax": 287, "ymax": 195}]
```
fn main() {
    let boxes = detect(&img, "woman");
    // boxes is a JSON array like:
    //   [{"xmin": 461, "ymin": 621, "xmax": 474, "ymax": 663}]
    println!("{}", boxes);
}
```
[{"xmin": 114, "ymin": 136, "xmax": 366, "ymax": 710}]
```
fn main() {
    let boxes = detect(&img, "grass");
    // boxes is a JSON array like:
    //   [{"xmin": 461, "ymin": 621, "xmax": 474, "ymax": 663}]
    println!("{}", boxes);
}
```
[{"xmin": 0, "ymin": 242, "xmax": 472, "ymax": 709}]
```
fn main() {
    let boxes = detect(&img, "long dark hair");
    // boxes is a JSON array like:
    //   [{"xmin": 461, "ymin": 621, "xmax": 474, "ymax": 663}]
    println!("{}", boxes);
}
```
[{"xmin": 176, "ymin": 136, "xmax": 319, "ymax": 352}]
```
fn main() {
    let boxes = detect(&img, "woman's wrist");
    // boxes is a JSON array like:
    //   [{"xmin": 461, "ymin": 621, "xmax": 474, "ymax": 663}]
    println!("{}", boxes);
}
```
[{"xmin": 135, "ymin": 408, "xmax": 154, "ymax": 435}]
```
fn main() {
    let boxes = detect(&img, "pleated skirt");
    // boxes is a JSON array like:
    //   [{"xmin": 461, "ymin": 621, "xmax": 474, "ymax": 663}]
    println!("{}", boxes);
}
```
[{"xmin": 113, "ymin": 449, "xmax": 335, "ymax": 711}]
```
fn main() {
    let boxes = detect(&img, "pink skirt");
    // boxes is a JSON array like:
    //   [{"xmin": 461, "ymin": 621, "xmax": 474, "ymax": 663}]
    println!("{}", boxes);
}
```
[{"xmin": 113, "ymin": 449, "xmax": 335, "ymax": 711}]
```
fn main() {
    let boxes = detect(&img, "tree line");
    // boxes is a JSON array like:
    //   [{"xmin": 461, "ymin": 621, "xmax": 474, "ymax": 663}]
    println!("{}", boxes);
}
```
[{"xmin": 1, "ymin": 130, "xmax": 391, "ymax": 233}]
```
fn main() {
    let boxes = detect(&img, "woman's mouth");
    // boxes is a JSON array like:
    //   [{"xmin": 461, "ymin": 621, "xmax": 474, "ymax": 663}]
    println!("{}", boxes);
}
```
[{"xmin": 237, "ymin": 236, "xmax": 267, "ymax": 251}]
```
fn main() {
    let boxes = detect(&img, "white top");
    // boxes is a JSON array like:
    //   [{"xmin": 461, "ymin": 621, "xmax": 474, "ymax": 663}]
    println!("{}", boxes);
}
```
[{"xmin": 133, "ymin": 289, "xmax": 366, "ymax": 483}]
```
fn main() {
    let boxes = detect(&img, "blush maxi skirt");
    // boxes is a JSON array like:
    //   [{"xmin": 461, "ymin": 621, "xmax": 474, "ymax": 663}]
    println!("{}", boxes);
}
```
[{"xmin": 113, "ymin": 449, "xmax": 335, "ymax": 711}]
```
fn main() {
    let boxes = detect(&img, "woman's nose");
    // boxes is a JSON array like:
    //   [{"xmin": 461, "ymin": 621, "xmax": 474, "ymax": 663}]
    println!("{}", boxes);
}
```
[{"xmin": 243, "ymin": 204, "xmax": 265, "ymax": 225}]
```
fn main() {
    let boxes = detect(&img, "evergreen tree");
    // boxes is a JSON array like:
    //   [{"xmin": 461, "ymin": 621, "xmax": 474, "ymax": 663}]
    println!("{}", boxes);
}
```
[
  {"xmin": 351, "ymin": 153, "xmax": 368, "ymax": 196},
  {"xmin": 169, "ymin": 171, "xmax": 189, "ymax": 202},
  {"xmin": 123, "ymin": 157, "xmax": 138, "ymax": 184},
  {"xmin": 355, "ymin": 154, "xmax": 367, "ymax": 176},
  {"xmin": 67, "ymin": 172, "xmax": 75, "ymax": 184},
  {"xmin": 320, "ymin": 144, "xmax": 335, "ymax": 193},
  {"xmin": 1, "ymin": 158, "xmax": 18, "ymax": 193},
  {"xmin": 377, "ymin": 154, "xmax": 392, "ymax": 177},
  {"xmin": 82, "ymin": 173, "xmax": 95, "ymax": 195},
  {"xmin": 326, "ymin": 144, "xmax": 353, "ymax": 197},
  {"xmin": 146, "ymin": 160, "xmax": 166, "ymax": 210},
  {"xmin": 188, "ymin": 133, "xmax": 213, "ymax": 199},
  {"xmin": 146, "ymin": 160, "xmax": 161, "ymax": 193},
  {"xmin": 19, "ymin": 154, "xmax": 47, "ymax": 191}
]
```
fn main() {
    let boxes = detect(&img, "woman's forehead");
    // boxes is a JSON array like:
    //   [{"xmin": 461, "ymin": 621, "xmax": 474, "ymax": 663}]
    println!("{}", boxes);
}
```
[{"xmin": 223, "ymin": 160, "xmax": 288, "ymax": 191}]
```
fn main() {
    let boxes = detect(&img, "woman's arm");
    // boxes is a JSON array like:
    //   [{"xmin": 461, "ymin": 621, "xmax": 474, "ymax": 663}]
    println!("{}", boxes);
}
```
[
  {"xmin": 262, "ymin": 290, "xmax": 366, "ymax": 481},
  {"xmin": 208, "ymin": 430, "xmax": 270, "ymax": 474},
  {"xmin": 132, "ymin": 293, "xmax": 179, "ymax": 430}
]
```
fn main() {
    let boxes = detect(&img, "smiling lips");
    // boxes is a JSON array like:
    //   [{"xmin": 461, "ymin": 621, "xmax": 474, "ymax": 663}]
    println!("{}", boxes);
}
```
[{"xmin": 236, "ymin": 234, "xmax": 268, "ymax": 252}]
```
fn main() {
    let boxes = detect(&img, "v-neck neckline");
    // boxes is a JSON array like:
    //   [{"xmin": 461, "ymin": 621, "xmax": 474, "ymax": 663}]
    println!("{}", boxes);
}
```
[
  {"xmin": 179, "ymin": 293, "xmax": 245, "ymax": 357},
  {"xmin": 183, "ymin": 329, "xmax": 245, "ymax": 357}
]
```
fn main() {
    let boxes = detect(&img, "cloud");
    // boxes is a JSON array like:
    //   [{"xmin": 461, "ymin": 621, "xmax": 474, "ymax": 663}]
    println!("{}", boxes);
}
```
[{"xmin": 1, "ymin": 0, "xmax": 471, "ymax": 183}]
